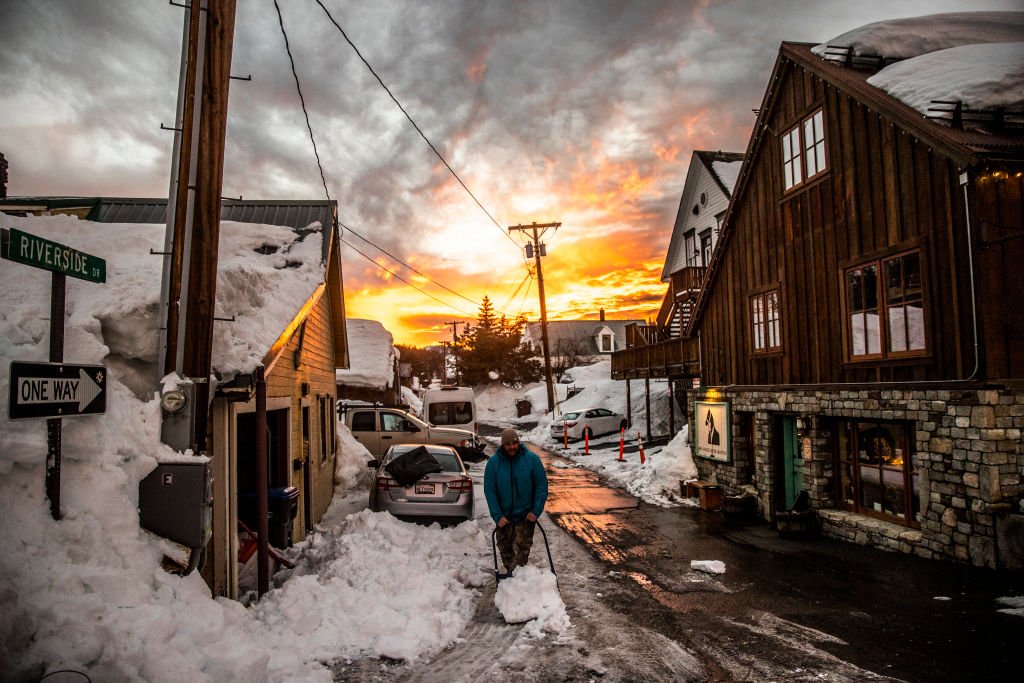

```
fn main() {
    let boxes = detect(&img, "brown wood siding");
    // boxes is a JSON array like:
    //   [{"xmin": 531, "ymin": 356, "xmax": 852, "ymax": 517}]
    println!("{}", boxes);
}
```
[
  {"xmin": 265, "ymin": 291, "xmax": 339, "ymax": 537},
  {"xmin": 697, "ymin": 58, "xmax": 1024, "ymax": 387}
]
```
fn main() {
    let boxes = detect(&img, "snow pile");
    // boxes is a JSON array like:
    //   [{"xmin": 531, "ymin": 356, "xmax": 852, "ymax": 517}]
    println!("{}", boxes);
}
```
[
  {"xmin": 691, "ymin": 560, "xmax": 726, "ymax": 575},
  {"xmin": 613, "ymin": 427, "xmax": 698, "ymax": 505},
  {"xmin": 335, "ymin": 318, "xmax": 398, "ymax": 390},
  {"xmin": 254, "ymin": 511, "xmax": 491, "ymax": 663},
  {"xmin": 402, "ymin": 385, "xmax": 423, "ymax": 415},
  {"xmin": 494, "ymin": 565, "xmax": 570, "ymax": 636},
  {"xmin": 867, "ymin": 42, "xmax": 1024, "ymax": 115},
  {"xmin": 810, "ymin": 12, "xmax": 1024, "ymax": 60},
  {"xmin": 334, "ymin": 423, "xmax": 375, "ymax": 491},
  {"xmin": 995, "ymin": 596, "xmax": 1024, "ymax": 618},
  {"xmin": 475, "ymin": 380, "xmax": 544, "ymax": 425}
]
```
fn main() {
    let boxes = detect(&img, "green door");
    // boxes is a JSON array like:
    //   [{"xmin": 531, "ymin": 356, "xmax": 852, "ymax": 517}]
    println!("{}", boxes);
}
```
[{"xmin": 782, "ymin": 417, "xmax": 802, "ymax": 510}]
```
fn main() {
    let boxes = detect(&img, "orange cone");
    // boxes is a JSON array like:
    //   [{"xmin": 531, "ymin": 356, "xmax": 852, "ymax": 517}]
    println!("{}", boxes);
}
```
[
  {"xmin": 563, "ymin": 421, "xmax": 567, "ymax": 449},
  {"xmin": 585, "ymin": 428, "xmax": 589, "ymax": 454},
  {"xmin": 618, "ymin": 428, "xmax": 624, "ymax": 461},
  {"xmin": 638, "ymin": 432, "xmax": 645, "ymax": 464}
]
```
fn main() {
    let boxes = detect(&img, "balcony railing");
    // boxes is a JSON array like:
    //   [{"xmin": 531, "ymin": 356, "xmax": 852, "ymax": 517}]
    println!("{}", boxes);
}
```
[{"xmin": 610, "ymin": 335, "xmax": 700, "ymax": 380}]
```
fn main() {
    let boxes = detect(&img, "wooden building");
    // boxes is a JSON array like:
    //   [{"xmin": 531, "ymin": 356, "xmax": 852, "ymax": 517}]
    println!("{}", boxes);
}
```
[
  {"xmin": 684, "ymin": 40, "xmax": 1023, "ymax": 569},
  {"xmin": 0, "ymin": 197, "xmax": 352, "ymax": 596}
]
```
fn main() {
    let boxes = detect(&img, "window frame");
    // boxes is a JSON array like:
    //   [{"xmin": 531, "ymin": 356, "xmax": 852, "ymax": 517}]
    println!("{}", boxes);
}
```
[
  {"xmin": 781, "ymin": 107, "xmax": 827, "ymax": 192},
  {"xmin": 749, "ymin": 288, "xmax": 782, "ymax": 354},
  {"xmin": 843, "ymin": 248, "xmax": 927, "ymax": 362},
  {"xmin": 832, "ymin": 419, "xmax": 921, "ymax": 528},
  {"xmin": 684, "ymin": 229, "xmax": 698, "ymax": 268}
]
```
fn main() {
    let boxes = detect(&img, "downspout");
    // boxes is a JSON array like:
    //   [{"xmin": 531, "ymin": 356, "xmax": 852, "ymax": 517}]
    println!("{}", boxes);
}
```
[{"xmin": 959, "ymin": 170, "xmax": 981, "ymax": 381}]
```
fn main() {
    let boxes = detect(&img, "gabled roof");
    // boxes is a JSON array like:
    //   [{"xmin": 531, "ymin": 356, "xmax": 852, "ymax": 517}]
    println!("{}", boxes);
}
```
[
  {"xmin": 661, "ymin": 150, "xmax": 743, "ymax": 282},
  {"xmin": 686, "ymin": 40, "xmax": 1024, "ymax": 336},
  {"xmin": 523, "ymin": 319, "xmax": 644, "ymax": 354}
]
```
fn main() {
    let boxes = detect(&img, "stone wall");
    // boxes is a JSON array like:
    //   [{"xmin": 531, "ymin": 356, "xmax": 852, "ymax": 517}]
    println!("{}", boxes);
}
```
[{"xmin": 686, "ymin": 387, "xmax": 1024, "ymax": 569}]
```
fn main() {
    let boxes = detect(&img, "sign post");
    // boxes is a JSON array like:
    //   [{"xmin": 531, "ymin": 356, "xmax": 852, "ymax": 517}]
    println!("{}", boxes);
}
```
[{"xmin": 2, "ymin": 227, "xmax": 106, "ymax": 519}]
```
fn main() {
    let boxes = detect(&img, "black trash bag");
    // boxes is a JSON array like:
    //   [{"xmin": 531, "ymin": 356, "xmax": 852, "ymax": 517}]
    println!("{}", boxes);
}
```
[
  {"xmin": 791, "ymin": 489, "xmax": 810, "ymax": 512},
  {"xmin": 385, "ymin": 446, "xmax": 443, "ymax": 488}
]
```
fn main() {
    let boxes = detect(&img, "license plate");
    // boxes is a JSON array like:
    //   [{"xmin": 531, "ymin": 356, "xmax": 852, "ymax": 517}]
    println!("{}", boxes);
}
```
[{"xmin": 415, "ymin": 483, "xmax": 435, "ymax": 495}]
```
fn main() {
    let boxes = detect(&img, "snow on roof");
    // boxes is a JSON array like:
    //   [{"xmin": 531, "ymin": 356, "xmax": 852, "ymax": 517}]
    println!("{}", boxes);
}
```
[
  {"xmin": 335, "ymin": 318, "xmax": 397, "ymax": 389},
  {"xmin": 0, "ymin": 212, "xmax": 325, "ymax": 382},
  {"xmin": 711, "ymin": 160, "xmax": 743, "ymax": 194},
  {"xmin": 810, "ymin": 11, "xmax": 1024, "ymax": 60},
  {"xmin": 866, "ymin": 42, "xmax": 1024, "ymax": 116}
]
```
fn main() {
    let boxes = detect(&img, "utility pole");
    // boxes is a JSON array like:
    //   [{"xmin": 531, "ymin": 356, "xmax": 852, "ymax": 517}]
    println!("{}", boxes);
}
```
[
  {"xmin": 159, "ymin": 0, "xmax": 237, "ymax": 454},
  {"xmin": 508, "ymin": 221, "xmax": 560, "ymax": 413},
  {"xmin": 443, "ymin": 321, "xmax": 464, "ymax": 385}
]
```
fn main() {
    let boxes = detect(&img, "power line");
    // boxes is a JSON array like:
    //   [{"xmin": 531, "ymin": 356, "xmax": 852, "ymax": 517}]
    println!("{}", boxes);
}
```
[
  {"xmin": 311, "ymin": 0, "xmax": 521, "ymax": 247},
  {"xmin": 275, "ymin": 1, "xmax": 486, "ymax": 310},
  {"xmin": 341, "ymin": 223, "xmax": 479, "ymax": 306},
  {"xmin": 273, "ymin": 0, "xmax": 332, "ymax": 211},
  {"xmin": 340, "ymin": 237, "xmax": 478, "ymax": 317},
  {"xmin": 497, "ymin": 269, "xmax": 532, "ymax": 313}
]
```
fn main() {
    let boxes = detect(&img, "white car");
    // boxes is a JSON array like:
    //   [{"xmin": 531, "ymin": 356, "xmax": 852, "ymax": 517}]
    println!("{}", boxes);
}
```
[{"xmin": 550, "ymin": 408, "xmax": 628, "ymax": 441}]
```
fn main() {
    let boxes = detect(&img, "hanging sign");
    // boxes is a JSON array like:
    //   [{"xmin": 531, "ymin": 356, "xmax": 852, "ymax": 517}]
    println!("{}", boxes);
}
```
[{"xmin": 695, "ymin": 400, "xmax": 730, "ymax": 462}]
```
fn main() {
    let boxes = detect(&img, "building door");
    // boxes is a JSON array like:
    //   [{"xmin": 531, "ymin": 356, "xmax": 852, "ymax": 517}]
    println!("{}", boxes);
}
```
[{"xmin": 776, "ymin": 415, "xmax": 802, "ymax": 510}]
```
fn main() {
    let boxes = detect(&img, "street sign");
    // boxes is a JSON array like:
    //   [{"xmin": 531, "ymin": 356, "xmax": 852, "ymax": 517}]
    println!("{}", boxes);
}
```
[
  {"xmin": 1, "ymin": 227, "xmax": 106, "ymax": 283},
  {"xmin": 9, "ymin": 361, "xmax": 107, "ymax": 420}
]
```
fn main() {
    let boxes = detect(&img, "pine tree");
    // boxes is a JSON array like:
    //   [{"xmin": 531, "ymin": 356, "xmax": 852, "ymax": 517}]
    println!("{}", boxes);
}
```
[{"xmin": 452, "ymin": 300, "xmax": 541, "ymax": 387}]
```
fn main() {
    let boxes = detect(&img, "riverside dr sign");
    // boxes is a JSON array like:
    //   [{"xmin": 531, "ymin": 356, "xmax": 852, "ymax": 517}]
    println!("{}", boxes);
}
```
[
  {"xmin": 9, "ymin": 361, "xmax": 107, "ymax": 420},
  {"xmin": 1, "ymin": 227, "xmax": 106, "ymax": 283}
]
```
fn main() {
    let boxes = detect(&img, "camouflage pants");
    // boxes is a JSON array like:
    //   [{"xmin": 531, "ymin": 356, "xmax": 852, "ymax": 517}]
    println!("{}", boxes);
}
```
[{"xmin": 495, "ymin": 520, "xmax": 536, "ymax": 573}]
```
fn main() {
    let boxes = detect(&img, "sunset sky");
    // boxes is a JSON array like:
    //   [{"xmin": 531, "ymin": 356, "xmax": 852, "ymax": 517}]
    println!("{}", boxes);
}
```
[{"xmin": 1, "ymin": 0, "xmax": 1016, "ymax": 347}]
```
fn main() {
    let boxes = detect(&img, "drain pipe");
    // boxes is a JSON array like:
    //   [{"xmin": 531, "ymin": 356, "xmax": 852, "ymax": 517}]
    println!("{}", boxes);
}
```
[{"xmin": 959, "ymin": 170, "xmax": 981, "ymax": 381}]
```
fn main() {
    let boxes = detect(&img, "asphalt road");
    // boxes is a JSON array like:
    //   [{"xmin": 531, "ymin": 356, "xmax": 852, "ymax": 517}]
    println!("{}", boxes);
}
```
[{"xmin": 535, "ymin": 441, "xmax": 1024, "ymax": 682}]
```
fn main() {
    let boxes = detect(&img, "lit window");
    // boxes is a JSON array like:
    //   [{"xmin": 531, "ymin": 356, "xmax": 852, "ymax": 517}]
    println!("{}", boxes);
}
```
[
  {"xmin": 782, "ymin": 108, "xmax": 827, "ymax": 191},
  {"xmin": 750, "ymin": 289, "xmax": 781, "ymax": 353},
  {"xmin": 845, "ymin": 250, "xmax": 926, "ymax": 359},
  {"xmin": 834, "ymin": 419, "xmax": 920, "ymax": 526}
]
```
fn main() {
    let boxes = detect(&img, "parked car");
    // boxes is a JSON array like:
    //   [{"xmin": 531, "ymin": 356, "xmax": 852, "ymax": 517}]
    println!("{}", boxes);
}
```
[
  {"xmin": 340, "ymin": 403, "xmax": 484, "ymax": 458},
  {"xmin": 550, "ymin": 408, "xmax": 628, "ymax": 441},
  {"xmin": 367, "ymin": 444, "xmax": 474, "ymax": 525}
]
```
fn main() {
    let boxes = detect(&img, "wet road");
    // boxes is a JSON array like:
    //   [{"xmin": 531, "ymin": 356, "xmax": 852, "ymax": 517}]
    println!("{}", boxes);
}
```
[{"xmin": 535, "ymin": 441, "xmax": 1024, "ymax": 682}]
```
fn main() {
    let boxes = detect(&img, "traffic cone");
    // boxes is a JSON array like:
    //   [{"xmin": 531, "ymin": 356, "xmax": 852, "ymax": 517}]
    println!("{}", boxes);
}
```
[
  {"xmin": 638, "ymin": 433, "xmax": 645, "ymax": 464},
  {"xmin": 563, "ymin": 421, "xmax": 568, "ymax": 449},
  {"xmin": 618, "ymin": 428, "xmax": 624, "ymax": 461},
  {"xmin": 585, "ymin": 428, "xmax": 589, "ymax": 455}
]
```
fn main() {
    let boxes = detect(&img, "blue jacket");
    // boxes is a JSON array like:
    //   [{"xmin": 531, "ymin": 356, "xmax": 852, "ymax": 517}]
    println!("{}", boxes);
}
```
[{"xmin": 483, "ymin": 443, "xmax": 548, "ymax": 525}]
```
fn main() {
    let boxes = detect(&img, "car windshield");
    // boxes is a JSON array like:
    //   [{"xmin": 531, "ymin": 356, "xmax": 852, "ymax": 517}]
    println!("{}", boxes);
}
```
[
  {"xmin": 558, "ymin": 412, "xmax": 581, "ymax": 420},
  {"xmin": 384, "ymin": 447, "xmax": 462, "ymax": 473}
]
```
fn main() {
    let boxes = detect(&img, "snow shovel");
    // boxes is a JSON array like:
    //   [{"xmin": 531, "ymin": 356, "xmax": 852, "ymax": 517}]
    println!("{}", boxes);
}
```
[{"xmin": 491, "ymin": 520, "xmax": 556, "ymax": 583}]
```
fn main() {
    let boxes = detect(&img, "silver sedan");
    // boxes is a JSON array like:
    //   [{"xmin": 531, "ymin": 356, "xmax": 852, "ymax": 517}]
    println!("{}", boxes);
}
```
[
  {"xmin": 550, "ymin": 407, "xmax": 628, "ymax": 441},
  {"xmin": 367, "ymin": 444, "xmax": 474, "ymax": 525}
]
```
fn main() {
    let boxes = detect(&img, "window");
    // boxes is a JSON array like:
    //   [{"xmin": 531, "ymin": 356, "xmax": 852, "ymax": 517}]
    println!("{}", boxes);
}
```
[
  {"xmin": 750, "ymin": 289, "xmax": 781, "ymax": 352},
  {"xmin": 318, "ymin": 396, "xmax": 328, "ymax": 464},
  {"xmin": 350, "ymin": 411, "xmax": 375, "ymax": 432},
  {"xmin": 699, "ymin": 229, "xmax": 713, "ymax": 267},
  {"xmin": 684, "ymin": 230, "xmax": 698, "ymax": 267},
  {"xmin": 834, "ymin": 419, "xmax": 920, "ymax": 526},
  {"xmin": 429, "ymin": 401, "xmax": 473, "ymax": 425},
  {"xmin": 845, "ymin": 250, "xmax": 925, "ymax": 359},
  {"xmin": 380, "ymin": 412, "xmax": 407, "ymax": 432},
  {"xmin": 782, "ymin": 108, "xmax": 826, "ymax": 191},
  {"xmin": 600, "ymin": 334, "xmax": 612, "ymax": 352}
]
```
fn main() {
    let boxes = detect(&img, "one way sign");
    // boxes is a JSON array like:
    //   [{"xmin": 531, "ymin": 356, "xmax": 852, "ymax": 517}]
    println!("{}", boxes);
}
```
[{"xmin": 8, "ymin": 361, "xmax": 107, "ymax": 420}]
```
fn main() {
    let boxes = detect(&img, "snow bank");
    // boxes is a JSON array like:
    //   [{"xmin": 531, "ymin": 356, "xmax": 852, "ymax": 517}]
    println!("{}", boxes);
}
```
[{"xmin": 691, "ymin": 560, "xmax": 726, "ymax": 575}]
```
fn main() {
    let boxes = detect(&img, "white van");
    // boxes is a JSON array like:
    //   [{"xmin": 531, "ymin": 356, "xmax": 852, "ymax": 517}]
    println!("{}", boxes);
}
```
[{"xmin": 422, "ymin": 385, "xmax": 477, "ymax": 434}]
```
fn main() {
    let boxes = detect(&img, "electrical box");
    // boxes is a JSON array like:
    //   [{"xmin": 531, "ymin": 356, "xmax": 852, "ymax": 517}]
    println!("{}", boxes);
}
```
[
  {"xmin": 139, "ymin": 461, "xmax": 213, "ymax": 549},
  {"xmin": 160, "ymin": 381, "xmax": 198, "ymax": 453}
]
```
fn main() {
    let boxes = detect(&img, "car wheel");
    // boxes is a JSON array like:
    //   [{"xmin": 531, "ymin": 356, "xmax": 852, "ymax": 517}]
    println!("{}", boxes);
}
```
[{"xmin": 619, "ymin": 419, "xmax": 628, "ymax": 431}]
